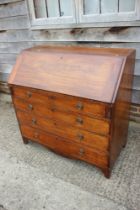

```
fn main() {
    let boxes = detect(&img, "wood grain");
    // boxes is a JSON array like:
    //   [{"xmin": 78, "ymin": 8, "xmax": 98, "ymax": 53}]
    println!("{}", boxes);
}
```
[
  {"xmin": 109, "ymin": 50, "xmax": 135, "ymax": 169},
  {"xmin": 8, "ymin": 45, "xmax": 136, "ymax": 178},
  {"xmin": 0, "ymin": 0, "xmax": 22, "ymax": 4},
  {"xmin": 0, "ymin": 15, "xmax": 29, "ymax": 30},
  {"xmin": 12, "ymin": 85, "xmax": 107, "ymax": 118},
  {"xmin": 1, "ymin": 27, "xmax": 140, "ymax": 42},
  {"xmin": 13, "ymin": 97, "xmax": 110, "ymax": 135},
  {"xmin": 0, "ymin": 53, "xmax": 17, "ymax": 64},
  {"xmin": 0, "ymin": 42, "xmax": 140, "ymax": 77},
  {"xmin": 16, "ymin": 109, "xmax": 109, "ymax": 151},
  {"xmin": 8, "ymin": 46, "xmax": 126, "ymax": 103},
  {"xmin": 0, "ymin": 1, "xmax": 27, "ymax": 18},
  {"xmin": 20, "ymin": 124, "xmax": 108, "ymax": 168}
]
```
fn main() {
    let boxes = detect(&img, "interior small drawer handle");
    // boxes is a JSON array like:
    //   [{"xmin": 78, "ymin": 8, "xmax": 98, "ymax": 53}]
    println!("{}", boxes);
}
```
[
  {"xmin": 79, "ymin": 148, "xmax": 85, "ymax": 156},
  {"xmin": 76, "ymin": 102, "xmax": 84, "ymax": 110},
  {"xmin": 76, "ymin": 117, "xmax": 83, "ymax": 125},
  {"xmin": 77, "ymin": 133, "xmax": 84, "ymax": 141},
  {"xmin": 32, "ymin": 118, "xmax": 37, "ymax": 125},
  {"xmin": 28, "ymin": 104, "xmax": 33, "ymax": 110},
  {"xmin": 27, "ymin": 91, "xmax": 32, "ymax": 98}
]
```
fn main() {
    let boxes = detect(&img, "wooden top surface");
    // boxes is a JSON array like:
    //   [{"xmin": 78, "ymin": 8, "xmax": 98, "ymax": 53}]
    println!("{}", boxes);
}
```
[{"xmin": 8, "ymin": 46, "xmax": 134, "ymax": 103}]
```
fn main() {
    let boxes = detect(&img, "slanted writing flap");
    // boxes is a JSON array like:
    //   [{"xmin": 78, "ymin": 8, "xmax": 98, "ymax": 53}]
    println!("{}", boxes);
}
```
[{"xmin": 8, "ymin": 46, "xmax": 129, "ymax": 103}]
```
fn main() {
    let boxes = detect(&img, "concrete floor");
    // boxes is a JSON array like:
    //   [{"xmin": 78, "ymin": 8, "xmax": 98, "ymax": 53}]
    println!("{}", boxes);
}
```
[
  {"xmin": 0, "ymin": 94, "xmax": 140, "ymax": 210},
  {"xmin": 0, "ymin": 148, "xmax": 128, "ymax": 210}
]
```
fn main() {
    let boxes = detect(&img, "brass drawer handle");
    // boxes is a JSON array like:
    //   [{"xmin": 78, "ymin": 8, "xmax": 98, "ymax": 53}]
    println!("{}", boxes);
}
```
[
  {"xmin": 76, "ymin": 102, "xmax": 84, "ymax": 110},
  {"xmin": 77, "ymin": 133, "xmax": 84, "ymax": 141},
  {"xmin": 32, "ymin": 118, "xmax": 37, "ymax": 125},
  {"xmin": 76, "ymin": 117, "xmax": 83, "ymax": 125},
  {"xmin": 27, "ymin": 91, "xmax": 32, "ymax": 98},
  {"xmin": 79, "ymin": 148, "xmax": 85, "ymax": 156},
  {"xmin": 28, "ymin": 104, "xmax": 33, "ymax": 110},
  {"xmin": 34, "ymin": 132, "xmax": 39, "ymax": 138}
]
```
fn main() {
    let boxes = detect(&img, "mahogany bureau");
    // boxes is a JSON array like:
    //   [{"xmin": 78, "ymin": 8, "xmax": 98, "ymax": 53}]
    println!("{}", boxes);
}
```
[{"xmin": 8, "ymin": 46, "xmax": 135, "ymax": 178}]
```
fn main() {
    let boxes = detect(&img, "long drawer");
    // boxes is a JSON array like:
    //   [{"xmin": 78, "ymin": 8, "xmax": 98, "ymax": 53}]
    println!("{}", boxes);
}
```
[
  {"xmin": 13, "ymin": 97, "xmax": 110, "ymax": 135},
  {"xmin": 12, "ymin": 85, "xmax": 109, "ymax": 119},
  {"xmin": 20, "ymin": 125, "xmax": 108, "ymax": 168},
  {"xmin": 17, "ymin": 110, "xmax": 109, "ymax": 152}
]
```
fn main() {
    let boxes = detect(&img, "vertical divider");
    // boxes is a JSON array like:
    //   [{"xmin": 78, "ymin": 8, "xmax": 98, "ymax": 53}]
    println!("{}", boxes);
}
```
[
  {"xmin": 75, "ymin": 0, "xmax": 80, "ymax": 23},
  {"xmin": 34, "ymin": 0, "xmax": 47, "ymax": 18},
  {"xmin": 45, "ymin": 0, "xmax": 48, "ymax": 17},
  {"xmin": 58, "ymin": 0, "xmax": 61, "ymax": 16},
  {"xmin": 118, "ymin": 0, "xmax": 119, "ymax": 12},
  {"xmin": 99, "ymin": 0, "xmax": 101, "ymax": 13}
]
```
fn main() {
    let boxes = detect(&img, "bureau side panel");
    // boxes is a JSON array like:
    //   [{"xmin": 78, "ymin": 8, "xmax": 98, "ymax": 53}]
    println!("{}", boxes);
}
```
[{"xmin": 110, "ymin": 51, "xmax": 136, "ymax": 169}]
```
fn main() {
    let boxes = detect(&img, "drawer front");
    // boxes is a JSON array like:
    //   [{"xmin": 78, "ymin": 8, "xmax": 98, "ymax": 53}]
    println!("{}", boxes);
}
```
[
  {"xmin": 20, "ymin": 125, "xmax": 108, "ymax": 168},
  {"xmin": 12, "ymin": 86, "xmax": 107, "ymax": 118},
  {"xmin": 17, "ymin": 110, "xmax": 109, "ymax": 152},
  {"xmin": 13, "ymin": 97, "xmax": 110, "ymax": 135}
]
